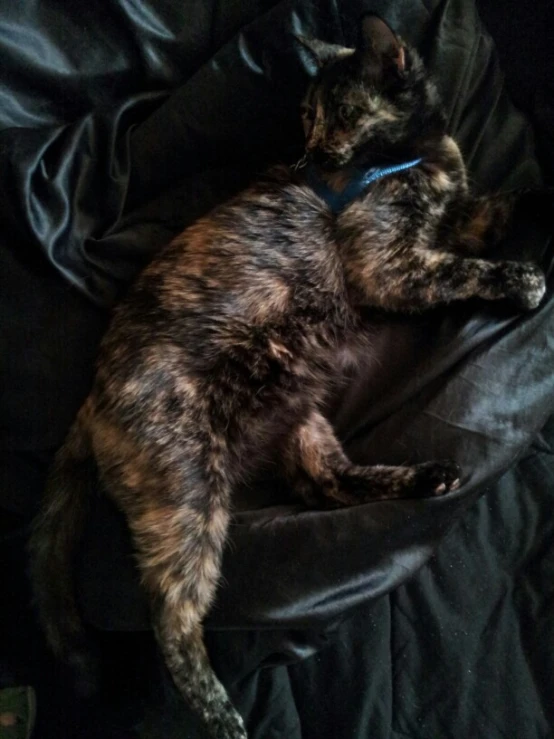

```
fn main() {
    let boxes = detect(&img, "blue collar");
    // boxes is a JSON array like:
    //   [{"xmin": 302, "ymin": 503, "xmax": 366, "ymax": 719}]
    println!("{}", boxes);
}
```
[{"xmin": 305, "ymin": 158, "xmax": 422, "ymax": 214}]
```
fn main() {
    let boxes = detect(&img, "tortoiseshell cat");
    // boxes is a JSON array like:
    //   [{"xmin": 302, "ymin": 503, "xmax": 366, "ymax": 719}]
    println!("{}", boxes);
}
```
[{"xmin": 30, "ymin": 16, "xmax": 545, "ymax": 739}]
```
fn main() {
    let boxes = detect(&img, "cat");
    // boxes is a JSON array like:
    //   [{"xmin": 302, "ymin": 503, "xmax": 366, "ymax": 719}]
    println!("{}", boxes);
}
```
[{"xmin": 29, "ymin": 15, "xmax": 546, "ymax": 739}]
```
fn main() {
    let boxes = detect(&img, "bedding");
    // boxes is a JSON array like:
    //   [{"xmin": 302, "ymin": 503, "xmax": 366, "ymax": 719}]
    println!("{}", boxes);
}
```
[{"xmin": 1, "ymin": 0, "xmax": 553, "ymax": 736}]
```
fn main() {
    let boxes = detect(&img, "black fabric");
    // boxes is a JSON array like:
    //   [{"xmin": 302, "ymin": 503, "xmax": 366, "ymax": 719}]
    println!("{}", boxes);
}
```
[
  {"xmin": 1, "ymin": 0, "xmax": 553, "ymax": 737},
  {"xmin": 231, "ymin": 421, "xmax": 554, "ymax": 739}
]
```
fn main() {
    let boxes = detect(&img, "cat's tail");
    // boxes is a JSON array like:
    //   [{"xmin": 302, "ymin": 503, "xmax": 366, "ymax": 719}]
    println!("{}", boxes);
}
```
[{"xmin": 28, "ymin": 402, "xmax": 97, "ymax": 692}]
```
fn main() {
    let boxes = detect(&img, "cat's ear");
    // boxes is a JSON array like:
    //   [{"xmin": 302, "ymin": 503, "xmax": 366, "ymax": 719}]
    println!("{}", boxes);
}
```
[
  {"xmin": 294, "ymin": 35, "xmax": 355, "ymax": 69},
  {"xmin": 360, "ymin": 15, "xmax": 406, "ymax": 74}
]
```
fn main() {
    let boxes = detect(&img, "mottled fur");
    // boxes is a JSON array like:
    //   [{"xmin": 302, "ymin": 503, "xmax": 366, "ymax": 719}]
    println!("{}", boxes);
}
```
[{"xmin": 29, "ymin": 16, "xmax": 545, "ymax": 739}]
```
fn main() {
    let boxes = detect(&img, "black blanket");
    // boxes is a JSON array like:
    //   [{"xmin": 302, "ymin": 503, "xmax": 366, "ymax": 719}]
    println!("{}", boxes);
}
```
[{"xmin": 1, "ymin": 0, "xmax": 553, "ymax": 737}]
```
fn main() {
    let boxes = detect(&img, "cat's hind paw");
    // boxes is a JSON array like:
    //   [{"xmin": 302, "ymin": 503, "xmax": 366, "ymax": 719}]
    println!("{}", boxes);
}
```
[{"xmin": 412, "ymin": 460, "xmax": 461, "ymax": 497}]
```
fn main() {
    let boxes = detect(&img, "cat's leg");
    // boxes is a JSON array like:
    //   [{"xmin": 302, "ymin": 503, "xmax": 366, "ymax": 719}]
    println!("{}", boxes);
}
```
[
  {"xmin": 358, "ymin": 247, "xmax": 546, "ymax": 313},
  {"xmin": 338, "ymin": 170, "xmax": 546, "ymax": 313},
  {"xmin": 284, "ymin": 409, "xmax": 460, "ymax": 507},
  {"xmin": 443, "ymin": 189, "xmax": 553, "ymax": 255},
  {"xmin": 95, "ymin": 421, "xmax": 247, "ymax": 739},
  {"xmin": 431, "ymin": 135, "xmax": 550, "ymax": 256},
  {"xmin": 443, "ymin": 193, "xmax": 520, "ymax": 255}
]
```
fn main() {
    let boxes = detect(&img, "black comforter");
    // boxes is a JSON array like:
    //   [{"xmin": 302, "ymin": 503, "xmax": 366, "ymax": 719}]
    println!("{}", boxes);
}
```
[{"xmin": 1, "ymin": 0, "xmax": 553, "ymax": 737}]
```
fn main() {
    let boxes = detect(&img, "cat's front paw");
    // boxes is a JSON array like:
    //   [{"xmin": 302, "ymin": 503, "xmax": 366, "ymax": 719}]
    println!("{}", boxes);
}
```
[
  {"xmin": 499, "ymin": 261, "xmax": 546, "ymax": 310},
  {"xmin": 412, "ymin": 460, "xmax": 461, "ymax": 497}
]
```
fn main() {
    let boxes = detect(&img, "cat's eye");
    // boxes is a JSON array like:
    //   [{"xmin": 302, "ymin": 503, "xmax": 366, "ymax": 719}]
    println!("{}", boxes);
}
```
[
  {"xmin": 338, "ymin": 104, "xmax": 356, "ymax": 123},
  {"xmin": 301, "ymin": 103, "xmax": 315, "ymax": 120}
]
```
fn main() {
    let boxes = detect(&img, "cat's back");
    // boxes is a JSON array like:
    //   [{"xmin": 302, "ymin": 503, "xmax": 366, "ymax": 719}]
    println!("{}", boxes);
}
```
[
  {"xmin": 115, "ymin": 168, "xmax": 345, "ymax": 335},
  {"xmin": 97, "ymin": 168, "xmax": 350, "ymax": 382}
]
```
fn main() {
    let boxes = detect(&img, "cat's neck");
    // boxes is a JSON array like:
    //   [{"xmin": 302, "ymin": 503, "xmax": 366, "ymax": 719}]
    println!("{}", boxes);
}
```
[
  {"xmin": 313, "ymin": 146, "xmax": 425, "ymax": 191},
  {"xmin": 304, "ymin": 156, "xmax": 423, "ymax": 214},
  {"xmin": 316, "ymin": 168, "xmax": 351, "ymax": 193}
]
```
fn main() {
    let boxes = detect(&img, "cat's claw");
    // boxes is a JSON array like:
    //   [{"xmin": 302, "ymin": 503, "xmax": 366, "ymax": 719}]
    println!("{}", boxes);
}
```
[
  {"xmin": 435, "ymin": 476, "xmax": 460, "ymax": 495},
  {"xmin": 412, "ymin": 460, "xmax": 462, "ymax": 497}
]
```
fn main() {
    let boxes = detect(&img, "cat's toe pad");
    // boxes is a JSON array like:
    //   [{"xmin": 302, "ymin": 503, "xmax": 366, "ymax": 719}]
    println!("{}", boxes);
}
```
[{"xmin": 413, "ymin": 460, "xmax": 461, "ymax": 497}]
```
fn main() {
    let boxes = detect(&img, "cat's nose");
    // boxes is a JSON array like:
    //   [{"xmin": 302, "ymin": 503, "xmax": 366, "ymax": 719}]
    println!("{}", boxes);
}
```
[
  {"xmin": 305, "ymin": 122, "xmax": 325, "ymax": 151},
  {"xmin": 306, "ymin": 135, "xmax": 320, "ymax": 152}
]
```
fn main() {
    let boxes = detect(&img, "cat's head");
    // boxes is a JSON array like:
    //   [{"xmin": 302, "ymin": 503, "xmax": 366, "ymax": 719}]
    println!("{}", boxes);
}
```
[{"xmin": 296, "ymin": 16, "xmax": 445, "ymax": 171}]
